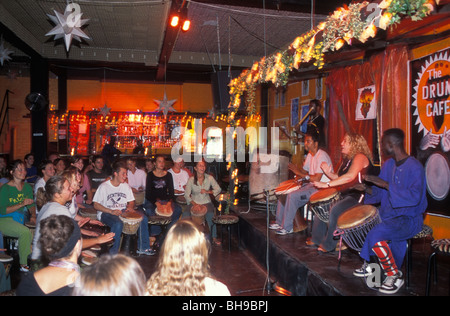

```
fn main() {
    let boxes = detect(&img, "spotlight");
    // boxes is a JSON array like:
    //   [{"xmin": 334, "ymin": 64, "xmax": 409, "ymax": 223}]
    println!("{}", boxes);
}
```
[
  {"xmin": 170, "ymin": 15, "xmax": 180, "ymax": 27},
  {"xmin": 181, "ymin": 20, "xmax": 190, "ymax": 32}
]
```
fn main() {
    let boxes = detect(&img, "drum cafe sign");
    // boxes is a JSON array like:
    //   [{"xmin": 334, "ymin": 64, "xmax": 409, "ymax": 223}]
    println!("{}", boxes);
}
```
[
  {"xmin": 411, "ymin": 48, "xmax": 450, "ymax": 138},
  {"xmin": 410, "ymin": 48, "xmax": 450, "ymax": 214}
]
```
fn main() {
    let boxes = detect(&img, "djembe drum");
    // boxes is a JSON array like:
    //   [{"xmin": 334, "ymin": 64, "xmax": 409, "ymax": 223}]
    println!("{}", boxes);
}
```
[
  {"xmin": 275, "ymin": 179, "xmax": 302, "ymax": 205},
  {"xmin": 119, "ymin": 211, "xmax": 143, "ymax": 235},
  {"xmin": 309, "ymin": 188, "xmax": 342, "ymax": 223},
  {"xmin": 275, "ymin": 178, "xmax": 307, "ymax": 232},
  {"xmin": 119, "ymin": 211, "xmax": 143, "ymax": 256},
  {"xmin": 334, "ymin": 204, "xmax": 381, "ymax": 252},
  {"xmin": 155, "ymin": 201, "xmax": 174, "ymax": 217},
  {"xmin": 190, "ymin": 204, "xmax": 208, "ymax": 225}
]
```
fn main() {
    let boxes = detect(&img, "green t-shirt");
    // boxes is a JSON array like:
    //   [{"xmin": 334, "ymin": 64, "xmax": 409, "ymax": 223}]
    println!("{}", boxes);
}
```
[{"xmin": 0, "ymin": 182, "xmax": 35, "ymax": 223}]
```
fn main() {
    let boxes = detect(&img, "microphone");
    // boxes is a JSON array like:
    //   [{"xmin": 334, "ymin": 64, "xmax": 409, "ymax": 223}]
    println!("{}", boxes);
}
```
[{"xmin": 296, "ymin": 175, "xmax": 310, "ymax": 182}]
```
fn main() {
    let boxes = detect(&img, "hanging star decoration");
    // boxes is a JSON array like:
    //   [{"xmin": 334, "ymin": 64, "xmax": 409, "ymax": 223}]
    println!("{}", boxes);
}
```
[
  {"xmin": 0, "ymin": 36, "xmax": 14, "ymax": 66},
  {"xmin": 154, "ymin": 91, "xmax": 177, "ymax": 117},
  {"xmin": 99, "ymin": 104, "xmax": 111, "ymax": 118},
  {"xmin": 207, "ymin": 106, "xmax": 216, "ymax": 119},
  {"xmin": 46, "ymin": 3, "xmax": 90, "ymax": 52}
]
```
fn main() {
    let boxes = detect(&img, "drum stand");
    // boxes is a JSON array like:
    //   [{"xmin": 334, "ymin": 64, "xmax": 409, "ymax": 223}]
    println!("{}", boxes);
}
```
[{"xmin": 236, "ymin": 189, "xmax": 290, "ymax": 296}]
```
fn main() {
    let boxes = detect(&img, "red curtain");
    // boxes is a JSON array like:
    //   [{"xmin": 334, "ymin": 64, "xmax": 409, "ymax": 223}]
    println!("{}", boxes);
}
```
[{"xmin": 325, "ymin": 44, "xmax": 409, "ymax": 167}]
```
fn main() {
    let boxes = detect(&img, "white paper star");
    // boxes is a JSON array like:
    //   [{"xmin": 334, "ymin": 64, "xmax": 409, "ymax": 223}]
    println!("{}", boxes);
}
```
[
  {"xmin": 207, "ymin": 107, "xmax": 216, "ymax": 119},
  {"xmin": 154, "ymin": 91, "xmax": 177, "ymax": 117},
  {"xmin": 46, "ymin": 3, "xmax": 90, "ymax": 52},
  {"xmin": 0, "ymin": 37, "xmax": 14, "ymax": 66},
  {"xmin": 100, "ymin": 104, "xmax": 111, "ymax": 117}
]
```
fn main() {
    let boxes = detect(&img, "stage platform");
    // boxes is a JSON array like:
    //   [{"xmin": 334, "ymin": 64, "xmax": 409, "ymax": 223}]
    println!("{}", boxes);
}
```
[{"xmin": 234, "ymin": 204, "xmax": 450, "ymax": 296}]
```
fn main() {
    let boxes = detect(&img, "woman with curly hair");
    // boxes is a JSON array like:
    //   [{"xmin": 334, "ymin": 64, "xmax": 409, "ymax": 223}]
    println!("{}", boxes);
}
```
[
  {"xmin": 145, "ymin": 220, "xmax": 230, "ymax": 296},
  {"xmin": 309, "ymin": 133, "xmax": 376, "ymax": 253}
]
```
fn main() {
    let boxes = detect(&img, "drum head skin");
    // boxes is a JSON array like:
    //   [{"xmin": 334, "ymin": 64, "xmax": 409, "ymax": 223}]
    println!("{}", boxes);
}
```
[
  {"xmin": 310, "ymin": 188, "xmax": 338, "ymax": 204},
  {"xmin": 156, "ymin": 201, "xmax": 174, "ymax": 217},
  {"xmin": 425, "ymin": 153, "xmax": 450, "ymax": 201},
  {"xmin": 120, "ymin": 211, "xmax": 143, "ymax": 219},
  {"xmin": 191, "ymin": 204, "xmax": 207, "ymax": 217},
  {"xmin": 337, "ymin": 205, "xmax": 377, "ymax": 229}
]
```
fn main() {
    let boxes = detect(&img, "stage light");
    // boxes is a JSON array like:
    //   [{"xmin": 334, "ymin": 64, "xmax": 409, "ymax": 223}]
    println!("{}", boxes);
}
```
[
  {"xmin": 170, "ymin": 15, "xmax": 180, "ymax": 27},
  {"xmin": 181, "ymin": 20, "xmax": 190, "ymax": 32}
]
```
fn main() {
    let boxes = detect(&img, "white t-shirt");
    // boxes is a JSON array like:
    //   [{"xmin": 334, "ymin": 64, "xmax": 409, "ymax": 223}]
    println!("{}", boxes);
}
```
[
  {"xmin": 31, "ymin": 201, "xmax": 73, "ymax": 260},
  {"xmin": 303, "ymin": 149, "xmax": 333, "ymax": 183},
  {"xmin": 168, "ymin": 168, "xmax": 190, "ymax": 195},
  {"xmin": 34, "ymin": 177, "xmax": 46, "ymax": 196},
  {"xmin": 127, "ymin": 168, "xmax": 147, "ymax": 190},
  {"xmin": 93, "ymin": 180, "xmax": 134, "ymax": 220},
  {"xmin": 204, "ymin": 277, "xmax": 231, "ymax": 296}
]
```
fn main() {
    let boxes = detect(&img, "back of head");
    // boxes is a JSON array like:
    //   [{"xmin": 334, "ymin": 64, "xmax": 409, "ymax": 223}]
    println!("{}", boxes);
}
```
[
  {"xmin": 146, "ymin": 220, "xmax": 210, "ymax": 296},
  {"xmin": 39, "ymin": 215, "xmax": 80, "ymax": 261},
  {"xmin": 73, "ymin": 254, "xmax": 146, "ymax": 296}
]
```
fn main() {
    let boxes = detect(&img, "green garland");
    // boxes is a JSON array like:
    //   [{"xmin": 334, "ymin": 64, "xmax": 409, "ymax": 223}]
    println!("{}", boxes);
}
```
[{"xmin": 224, "ymin": 0, "xmax": 436, "ymax": 212}]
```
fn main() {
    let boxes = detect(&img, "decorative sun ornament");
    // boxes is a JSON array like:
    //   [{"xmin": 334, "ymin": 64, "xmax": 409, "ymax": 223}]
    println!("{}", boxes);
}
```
[
  {"xmin": 0, "ymin": 37, "xmax": 14, "ymax": 66},
  {"xmin": 46, "ymin": 3, "xmax": 90, "ymax": 52},
  {"xmin": 154, "ymin": 91, "xmax": 177, "ymax": 117}
]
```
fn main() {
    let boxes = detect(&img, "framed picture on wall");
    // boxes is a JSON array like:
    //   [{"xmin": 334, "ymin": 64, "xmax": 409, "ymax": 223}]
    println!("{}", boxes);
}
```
[
  {"xmin": 300, "ymin": 104, "xmax": 310, "ymax": 134},
  {"xmin": 273, "ymin": 117, "xmax": 289, "ymax": 141},
  {"xmin": 291, "ymin": 98, "xmax": 299, "ymax": 127},
  {"xmin": 316, "ymin": 78, "xmax": 323, "ymax": 100},
  {"xmin": 302, "ymin": 80, "xmax": 309, "ymax": 96}
]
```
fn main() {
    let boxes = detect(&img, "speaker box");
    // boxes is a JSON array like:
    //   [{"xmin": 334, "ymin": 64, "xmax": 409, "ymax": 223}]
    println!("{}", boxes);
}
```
[{"xmin": 211, "ymin": 70, "xmax": 243, "ymax": 111}]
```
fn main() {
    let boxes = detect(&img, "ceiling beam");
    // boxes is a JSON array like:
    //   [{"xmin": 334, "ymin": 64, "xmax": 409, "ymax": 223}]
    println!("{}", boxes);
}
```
[{"xmin": 156, "ymin": 0, "xmax": 188, "ymax": 81}]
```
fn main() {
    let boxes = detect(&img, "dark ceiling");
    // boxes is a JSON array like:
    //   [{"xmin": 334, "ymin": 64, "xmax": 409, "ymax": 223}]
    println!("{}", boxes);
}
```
[{"xmin": 0, "ymin": 0, "xmax": 353, "ymax": 82}]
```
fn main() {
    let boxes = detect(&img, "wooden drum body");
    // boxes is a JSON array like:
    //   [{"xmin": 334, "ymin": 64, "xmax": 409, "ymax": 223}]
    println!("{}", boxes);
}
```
[
  {"xmin": 309, "ymin": 188, "xmax": 341, "ymax": 223},
  {"xmin": 335, "ymin": 205, "xmax": 381, "ymax": 252},
  {"xmin": 119, "ymin": 211, "xmax": 143, "ymax": 235}
]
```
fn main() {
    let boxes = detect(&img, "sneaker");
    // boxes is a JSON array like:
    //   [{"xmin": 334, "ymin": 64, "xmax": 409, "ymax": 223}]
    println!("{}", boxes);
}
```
[
  {"xmin": 0, "ymin": 253, "xmax": 13, "ymax": 263},
  {"xmin": 136, "ymin": 249, "xmax": 156, "ymax": 256},
  {"xmin": 20, "ymin": 265, "xmax": 30, "ymax": 272},
  {"xmin": 379, "ymin": 272, "xmax": 404, "ymax": 294},
  {"xmin": 353, "ymin": 263, "xmax": 372, "ymax": 278},
  {"xmin": 275, "ymin": 228, "xmax": 293, "ymax": 235},
  {"xmin": 269, "ymin": 223, "xmax": 282, "ymax": 230}
]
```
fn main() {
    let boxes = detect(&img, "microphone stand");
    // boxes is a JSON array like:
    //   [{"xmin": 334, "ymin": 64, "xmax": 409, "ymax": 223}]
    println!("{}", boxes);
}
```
[{"xmin": 236, "ymin": 188, "xmax": 290, "ymax": 296}]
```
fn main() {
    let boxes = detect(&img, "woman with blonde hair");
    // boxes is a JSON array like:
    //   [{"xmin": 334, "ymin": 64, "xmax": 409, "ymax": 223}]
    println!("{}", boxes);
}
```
[
  {"xmin": 310, "ymin": 133, "xmax": 375, "ymax": 253},
  {"xmin": 72, "ymin": 254, "xmax": 146, "ymax": 296},
  {"xmin": 146, "ymin": 220, "xmax": 230, "ymax": 296}
]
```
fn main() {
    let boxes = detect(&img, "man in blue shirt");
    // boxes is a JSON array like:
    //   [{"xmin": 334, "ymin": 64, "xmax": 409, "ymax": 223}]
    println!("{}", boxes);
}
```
[{"xmin": 354, "ymin": 128, "xmax": 427, "ymax": 294}]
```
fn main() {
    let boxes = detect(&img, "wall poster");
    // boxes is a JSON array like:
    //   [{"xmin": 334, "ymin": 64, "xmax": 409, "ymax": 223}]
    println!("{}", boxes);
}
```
[{"xmin": 409, "ymin": 48, "xmax": 450, "ymax": 215}]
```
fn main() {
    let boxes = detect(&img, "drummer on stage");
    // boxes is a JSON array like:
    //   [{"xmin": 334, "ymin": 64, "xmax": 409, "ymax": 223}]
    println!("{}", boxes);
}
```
[
  {"xmin": 270, "ymin": 132, "xmax": 332, "ymax": 235},
  {"xmin": 353, "ymin": 128, "xmax": 427, "ymax": 294},
  {"xmin": 311, "ymin": 133, "xmax": 374, "ymax": 252}
]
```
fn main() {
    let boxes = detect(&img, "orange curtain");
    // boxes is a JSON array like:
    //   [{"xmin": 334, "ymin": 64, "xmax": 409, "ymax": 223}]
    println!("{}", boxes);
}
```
[{"xmin": 325, "ymin": 44, "xmax": 409, "ymax": 166}]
